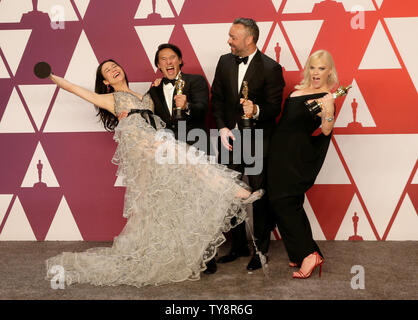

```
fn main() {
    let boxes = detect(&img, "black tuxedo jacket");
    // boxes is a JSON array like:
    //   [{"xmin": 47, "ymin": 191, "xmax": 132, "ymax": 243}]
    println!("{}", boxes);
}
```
[
  {"xmin": 148, "ymin": 73, "xmax": 209, "ymax": 136},
  {"xmin": 211, "ymin": 50, "xmax": 285, "ymax": 137}
]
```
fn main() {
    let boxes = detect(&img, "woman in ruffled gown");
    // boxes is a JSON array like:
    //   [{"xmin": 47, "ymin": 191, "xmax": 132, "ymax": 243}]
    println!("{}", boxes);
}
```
[{"xmin": 44, "ymin": 59, "xmax": 263, "ymax": 288}]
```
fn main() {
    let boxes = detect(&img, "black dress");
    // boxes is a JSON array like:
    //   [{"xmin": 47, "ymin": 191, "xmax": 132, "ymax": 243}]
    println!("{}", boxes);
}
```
[{"xmin": 267, "ymin": 92, "xmax": 331, "ymax": 264}]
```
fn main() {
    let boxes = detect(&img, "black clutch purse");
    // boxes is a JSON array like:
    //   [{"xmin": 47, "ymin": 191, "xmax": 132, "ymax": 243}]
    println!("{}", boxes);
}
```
[
  {"xmin": 34, "ymin": 62, "xmax": 52, "ymax": 79},
  {"xmin": 304, "ymin": 85, "xmax": 352, "ymax": 116},
  {"xmin": 305, "ymin": 99, "xmax": 322, "ymax": 116}
]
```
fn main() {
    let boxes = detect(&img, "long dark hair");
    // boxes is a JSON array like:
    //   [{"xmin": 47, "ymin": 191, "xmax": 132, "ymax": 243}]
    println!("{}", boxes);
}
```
[{"xmin": 94, "ymin": 59, "xmax": 129, "ymax": 131}]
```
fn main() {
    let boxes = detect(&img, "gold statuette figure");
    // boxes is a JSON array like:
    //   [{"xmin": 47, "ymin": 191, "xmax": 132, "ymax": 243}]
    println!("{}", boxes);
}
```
[
  {"xmin": 240, "ymin": 81, "xmax": 253, "ymax": 129},
  {"xmin": 175, "ymin": 73, "xmax": 185, "ymax": 95},
  {"xmin": 172, "ymin": 73, "xmax": 186, "ymax": 121}
]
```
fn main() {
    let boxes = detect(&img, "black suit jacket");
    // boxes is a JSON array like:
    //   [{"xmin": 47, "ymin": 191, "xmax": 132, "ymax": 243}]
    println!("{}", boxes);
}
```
[
  {"xmin": 211, "ymin": 50, "xmax": 285, "ymax": 157},
  {"xmin": 148, "ymin": 73, "xmax": 209, "ymax": 138}
]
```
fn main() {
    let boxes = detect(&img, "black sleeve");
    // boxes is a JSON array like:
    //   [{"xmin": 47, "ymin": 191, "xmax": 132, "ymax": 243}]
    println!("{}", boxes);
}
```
[
  {"xmin": 187, "ymin": 74, "xmax": 209, "ymax": 122},
  {"xmin": 210, "ymin": 56, "xmax": 226, "ymax": 129},
  {"xmin": 258, "ymin": 63, "xmax": 285, "ymax": 122}
]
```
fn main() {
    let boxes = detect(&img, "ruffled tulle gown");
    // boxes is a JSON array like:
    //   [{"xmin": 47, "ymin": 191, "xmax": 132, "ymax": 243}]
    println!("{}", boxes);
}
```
[{"xmin": 45, "ymin": 91, "xmax": 251, "ymax": 288}]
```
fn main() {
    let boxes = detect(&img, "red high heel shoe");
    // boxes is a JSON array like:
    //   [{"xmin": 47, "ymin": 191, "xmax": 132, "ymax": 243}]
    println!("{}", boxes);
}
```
[{"xmin": 292, "ymin": 252, "xmax": 324, "ymax": 279}]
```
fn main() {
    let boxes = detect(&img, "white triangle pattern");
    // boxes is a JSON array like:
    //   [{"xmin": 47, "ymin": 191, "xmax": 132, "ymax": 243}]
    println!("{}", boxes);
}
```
[
  {"xmin": 129, "ymin": 82, "xmax": 153, "ymax": 95},
  {"xmin": 0, "ymin": 194, "xmax": 13, "ymax": 227},
  {"xmin": 0, "ymin": 196, "xmax": 37, "ymax": 241},
  {"xmin": 19, "ymin": 84, "xmax": 57, "ymax": 130},
  {"xmin": 385, "ymin": 17, "xmax": 418, "ymax": 92},
  {"xmin": 359, "ymin": 20, "xmax": 401, "ymax": 69},
  {"xmin": 63, "ymin": 31, "xmax": 99, "ymax": 88},
  {"xmin": 339, "ymin": 0, "xmax": 376, "ymax": 11},
  {"xmin": 386, "ymin": 194, "xmax": 418, "ymax": 240},
  {"xmin": 263, "ymin": 23, "xmax": 299, "ymax": 71},
  {"xmin": 282, "ymin": 20, "xmax": 324, "ymax": 67},
  {"xmin": 114, "ymin": 175, "xmax": 125, "ymax": 187},
  {"xmin": 45, "ymin": 196, "xmax": 83, "ymax": 240},
  {"xmin": 0, "ymin": 88, "xmax": 35, "ymax": 133},
  {"xmin": 73, "ymin": 0, "xmax": 90, "ymax": 19},
  {"xmin": 282, "ymin": 0, "xmax": 318, "ymax": 13},
  {"xmin": 334, "ymin": 79, "xmax": 376, "ymax": 128},
  {"xmin": 38, "ymin": 0, "xmax": 79, "ymax": 21},
  {"xmin": 134, "ymin": 25, "xmax": 175, "ymax": 73},
  {"xmin": 315, "ymin": 141, "xmax": 351, "ymax": 184},
  {"xmin": 0, "ymin": 29, "xmax": 32, "ymax": 75},
  {"xmin": 43, "ymin": 90, "xmax": 106, "ymax": 132},
  {"xmin": 0, "ymin": 56, "xmax": 10, "ymax": 78},
  {"xmin": 43, "ymin": 31, "xmax": 105, "ymax": 132},
  {"xmin": 335, "ymin": 134, "xmax": 418, "ymax": 238},
  {"xmin": 184, "ymin": 23, "xmax": 232, "ymax": 84},
  {"xmin": 335, "ymin": 194, "xmax": 377, "ymax": 240},
  {"xmin": 271, "ymin": 0, "xmax": 283, "ymax": 12},
  {"xmin": 304, "ymin": 196, "xmax": 326, "ymax": 240},
  {"xmin": 171, "ymin": 0, "xmax": 186, "ymax": 16},
  {"xmin": 135, "ymin": 0, "xmax": 175, "ymax": 19},
  {"xmin": 0, "ymin": 0, "xmax": 32, "ymax": 23},
  {"xmin": 283, "ymin": 0, "xmax": 376, "ymax": 13},
  {"xmin": 257, "ymin": 22, "xmax": 274, "ymax": 52},
  {"xmin": 375, "ymin": 0, "xmax": 384, "ymax": 9},
  {"xmin": 412, "ymin": 170, "xmax": 418, "ymax": 184},
  {"xmin": 20, "ymin": 141, "xmax": 60, "ymax": 188}
]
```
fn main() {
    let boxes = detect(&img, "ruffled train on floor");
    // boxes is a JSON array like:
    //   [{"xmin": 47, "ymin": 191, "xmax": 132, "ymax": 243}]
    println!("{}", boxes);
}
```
[{"xmin": 46, "ymin": 113, "xmax": 250, "ymax": 288}]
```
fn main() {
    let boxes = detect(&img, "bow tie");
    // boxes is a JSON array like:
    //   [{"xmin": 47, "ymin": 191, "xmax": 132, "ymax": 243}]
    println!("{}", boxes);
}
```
[
  {"xmin": 162, "ymin": 78, "xmax": 176, "ymax": 86},
  {"xmin": 235, "ymin": 56, "xmax": 249, "ymax": 65}
]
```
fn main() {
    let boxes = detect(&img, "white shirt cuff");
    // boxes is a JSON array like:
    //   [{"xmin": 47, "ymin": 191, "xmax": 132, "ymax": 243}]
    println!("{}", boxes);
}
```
[{"xmin": 253, "ymin": 105, "xmax": 260, "ymax": 120}]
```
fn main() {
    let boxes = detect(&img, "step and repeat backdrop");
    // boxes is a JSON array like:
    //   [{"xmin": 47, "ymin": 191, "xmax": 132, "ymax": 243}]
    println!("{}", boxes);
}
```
[{"xmin": 0, "ymin": 0, "xmax": 417, "ymax": 241}]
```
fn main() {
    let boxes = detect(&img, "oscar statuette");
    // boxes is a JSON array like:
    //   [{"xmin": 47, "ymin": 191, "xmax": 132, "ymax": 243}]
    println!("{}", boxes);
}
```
[
  {"xmin": 172, "ymin": 73, "xmax": 186, "ymax": 122},
  {"xmin": 305, "ymin": 84, "xmax": 352, "ymax": 116},
  {"xmin": 240, "ymin": 81, "xmax": 253, "ymax": 129}
]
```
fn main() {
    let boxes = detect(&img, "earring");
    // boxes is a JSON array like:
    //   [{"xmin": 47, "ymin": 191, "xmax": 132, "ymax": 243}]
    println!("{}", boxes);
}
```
[{"xmin": 106, "ymin": 85, "xmax": 110, "ymax": 93}]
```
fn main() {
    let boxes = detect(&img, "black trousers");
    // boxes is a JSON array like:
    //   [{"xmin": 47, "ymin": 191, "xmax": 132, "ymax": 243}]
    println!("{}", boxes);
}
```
[
  {"xmin": 226, "ymin": 161, "xmax": 273, "ymax": 255},
  {"xmin": 270, "ymin": 194, "xmax": 323, "ymax": 264},
  {"xmin": 217, "ymin": 131, "xmax": 274, "ymax": 255}
]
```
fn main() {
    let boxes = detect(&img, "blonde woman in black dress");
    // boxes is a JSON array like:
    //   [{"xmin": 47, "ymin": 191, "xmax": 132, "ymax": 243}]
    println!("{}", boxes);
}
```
[{"xmin": 267, "ymin": 50, "xmax": 338, "ymax": 279}]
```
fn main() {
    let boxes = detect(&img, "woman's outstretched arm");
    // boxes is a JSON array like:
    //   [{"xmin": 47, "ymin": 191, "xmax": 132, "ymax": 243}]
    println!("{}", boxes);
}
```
[{"xmin": 49, "ymin": 74, "xmax": 115, "ymax": 114}]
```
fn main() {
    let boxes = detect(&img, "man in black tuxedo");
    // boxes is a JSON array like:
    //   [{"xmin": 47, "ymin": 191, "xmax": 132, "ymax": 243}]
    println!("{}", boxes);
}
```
[
  {"xmin": 148, "ymin": 43, "xmax": 210, "ymax": 153},
  {"xmin": 148, "ymin": 43, "xmax": 216, "ymax": 274},
  {"xmin": 211, "ymin": 18, "xmax": 285, "ymax": 271}
]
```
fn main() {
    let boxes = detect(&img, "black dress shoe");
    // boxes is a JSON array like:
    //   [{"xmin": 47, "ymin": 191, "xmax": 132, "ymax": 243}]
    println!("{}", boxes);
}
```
[
  {"xmin": 246, "ymin": 255, "xmax": 268, "ymax": 271},
  {"xmin": 217, "ymin": 249, "xmax": 250, "ymax": 264},
  {"xmin": 203, "ymin": 258, "xmax": 217, "ymax": 274}
]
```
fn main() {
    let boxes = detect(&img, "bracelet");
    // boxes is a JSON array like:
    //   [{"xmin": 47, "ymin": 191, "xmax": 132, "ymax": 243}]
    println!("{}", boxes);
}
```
[{"xmin": 325, "ymin": 116, "xmax": 335, "ymax": 122}]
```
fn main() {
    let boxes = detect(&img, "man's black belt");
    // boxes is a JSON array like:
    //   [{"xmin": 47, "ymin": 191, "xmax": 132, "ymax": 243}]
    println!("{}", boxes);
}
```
[{"xmin": 128, "ymin": 109, "xmax": 157, "ymax": 129}]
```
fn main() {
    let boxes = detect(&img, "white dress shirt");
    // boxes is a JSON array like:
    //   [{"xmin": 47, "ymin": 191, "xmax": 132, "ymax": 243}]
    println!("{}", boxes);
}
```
[{"xmin": 162, "ymin": 72, "xmax": 181, "ymax": 114}]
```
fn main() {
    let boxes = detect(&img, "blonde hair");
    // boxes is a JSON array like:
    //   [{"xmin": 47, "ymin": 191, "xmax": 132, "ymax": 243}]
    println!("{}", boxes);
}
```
[{"xmin": 295, "ymin": 49, "xmax": 338, "ymax": 90}]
